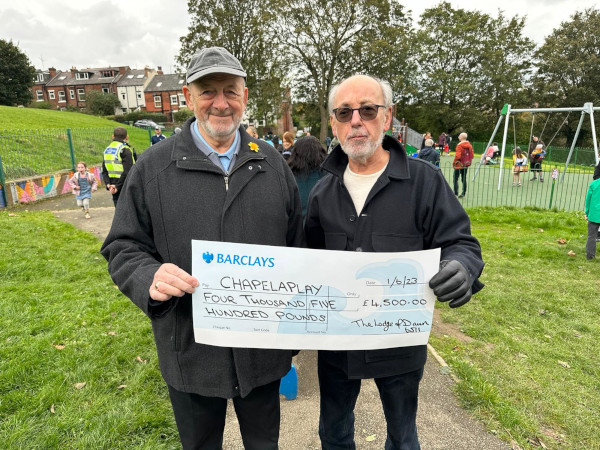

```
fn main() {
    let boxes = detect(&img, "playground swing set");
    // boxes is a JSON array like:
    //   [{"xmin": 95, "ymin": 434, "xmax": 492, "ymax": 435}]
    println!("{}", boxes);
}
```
[{"xmin": 473, "ymin": 103, "xmax": 600, "ymax": 189}]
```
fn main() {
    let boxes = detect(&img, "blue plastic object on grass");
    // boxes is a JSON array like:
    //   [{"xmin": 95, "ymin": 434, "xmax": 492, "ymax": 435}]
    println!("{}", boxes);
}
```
[{"xmin": 279, "ymin": 364, "xmax": 298, "ymax": 400}]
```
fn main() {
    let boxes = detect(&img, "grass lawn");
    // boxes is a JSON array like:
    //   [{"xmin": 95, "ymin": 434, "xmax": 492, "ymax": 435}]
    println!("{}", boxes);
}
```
[{"xmin": 0, "ymin": 207, "xmax": 598, "ymax": 449}]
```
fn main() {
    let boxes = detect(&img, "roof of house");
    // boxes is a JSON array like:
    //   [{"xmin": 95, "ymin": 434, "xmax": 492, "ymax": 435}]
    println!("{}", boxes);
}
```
[
  {"xmin": 117, "ymin": 69, "xmax": 153, "ymax": 87},
  {"xmin": 145, "ymin": 74, "xmax": 186, "ymax": 92},
  {"xmin": 46, "ymin": 67, "xmax": 128, "ymax": 87}
]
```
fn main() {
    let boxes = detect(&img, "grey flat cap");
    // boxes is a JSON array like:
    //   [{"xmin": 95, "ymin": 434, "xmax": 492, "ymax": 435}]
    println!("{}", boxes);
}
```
[{"xmin": 186, "ymin": 47, "xmax": 246, "ymax": 84}]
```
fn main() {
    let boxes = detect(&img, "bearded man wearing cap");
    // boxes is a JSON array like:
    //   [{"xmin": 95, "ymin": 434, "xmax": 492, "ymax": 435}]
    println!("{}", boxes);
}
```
[{"xmin": 101, "ymin": 47, "xmax": 303, "ymax": 449}]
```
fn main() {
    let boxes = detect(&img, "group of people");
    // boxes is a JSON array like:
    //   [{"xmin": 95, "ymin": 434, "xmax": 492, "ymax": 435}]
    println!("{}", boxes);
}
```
[{"xmin": 95, "ymin": 47, "xmax": 485, "ymax": 450}]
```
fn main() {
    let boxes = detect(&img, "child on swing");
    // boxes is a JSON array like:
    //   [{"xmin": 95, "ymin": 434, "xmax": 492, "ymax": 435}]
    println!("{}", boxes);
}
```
[
  {"xmin": 69, "ymin": 161, "xmax": 98, "ymax": 219},
  {"xmin": 512, "ymin": 147, "xmax": 527, "ymax": 186}
]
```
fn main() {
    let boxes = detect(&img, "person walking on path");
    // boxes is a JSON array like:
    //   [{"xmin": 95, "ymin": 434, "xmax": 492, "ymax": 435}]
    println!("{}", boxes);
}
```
[
  {"xmin": 452, "ymin": 132, "xmax": 474, "ymax": 197},
  {"xmin": 68, "ymin": 161, "xmax": 97, "ymax": 219},
  {"xmin": 151, "ymin": 126, "xmax": 166, "ymax": 145},
  {"xmin": 585, "ymin": 176, "xmax": 600, "ymax": 260},
  {"xmin": 101, "ymin": 127, "xmax": 135, "ymax": 206},
  {"xmin": 101, "ymin": 46, "xmax": 303, "ymax": 450},
  {"xmin": 305, "ymin": 73, "xmax": 484, "ymax": 450}
]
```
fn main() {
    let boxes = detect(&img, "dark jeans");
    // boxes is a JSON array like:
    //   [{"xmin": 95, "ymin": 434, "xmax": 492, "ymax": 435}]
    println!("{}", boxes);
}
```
[
  {"xmin": 111, "ymin": 191, "xmax": 120, "ymax": 207},
  {"xmin": 318, "ymin": 354, "xmax": 423, "ymax": 450},
  {"xmin": 453, "ymin": 168, "xmax": 468, "ymax": 195},
  {"xmin": 168, "ymin": 380, "xmax": 280, "ymax": 450},
  {"xmin": 587, "ymin": 221, "xmax": 599, "ymax": 259}
]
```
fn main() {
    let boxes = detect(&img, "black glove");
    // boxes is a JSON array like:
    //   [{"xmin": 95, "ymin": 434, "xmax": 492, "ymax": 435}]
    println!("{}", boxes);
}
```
[{"xmin": 429, "ymin": 260, "xmax": 472, "ymax": 308}]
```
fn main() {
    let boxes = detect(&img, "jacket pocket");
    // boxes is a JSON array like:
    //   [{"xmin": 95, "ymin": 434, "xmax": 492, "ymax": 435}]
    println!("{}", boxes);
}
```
[
  {"xmin": 324, "ymin": 232, "xmax": 347, "ymax": 250},
  {"xmin": 365, "ymin": 347, "xmax": 415, "ymax": 362},
  {"xmin": 372, "ymin": 233, "xmax": 423, "ymax": 252}
]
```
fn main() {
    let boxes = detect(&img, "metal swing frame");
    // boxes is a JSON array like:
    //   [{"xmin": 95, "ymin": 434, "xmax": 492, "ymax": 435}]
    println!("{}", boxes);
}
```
[{"xmin": 473, "ymin": 103, "xmax": 600, "ymax": 189}]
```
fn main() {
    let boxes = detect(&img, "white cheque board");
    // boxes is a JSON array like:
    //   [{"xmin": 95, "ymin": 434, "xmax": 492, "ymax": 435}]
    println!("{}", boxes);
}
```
[{"xmin": 192, "ymin": 240, "xmax": 440, "ymax": 351}]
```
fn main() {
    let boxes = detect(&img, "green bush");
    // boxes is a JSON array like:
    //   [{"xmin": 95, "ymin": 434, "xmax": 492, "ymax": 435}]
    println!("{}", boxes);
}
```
[
  {"xmin": 123, "ymin": 111, "xmax": 167, "ymax": 123},
  {"xmin": 28, "ymin": 102, "xmax": 52, "ymax": 109},
  {"xmin": 173, "ymin": 108, "xmax": 194, "ymax": 124}
]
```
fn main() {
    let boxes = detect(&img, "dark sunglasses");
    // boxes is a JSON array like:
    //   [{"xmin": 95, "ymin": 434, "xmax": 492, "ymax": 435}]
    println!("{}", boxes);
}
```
[{"xmin": 332, "ymin": 104, "xmax": 385, "ymax": 122}]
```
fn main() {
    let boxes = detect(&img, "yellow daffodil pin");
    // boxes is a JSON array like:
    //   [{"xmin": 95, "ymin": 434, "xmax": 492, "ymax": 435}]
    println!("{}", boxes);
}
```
[{"xmin": 248, "ymin": 142, "xmax": 259, "ymax": 152}]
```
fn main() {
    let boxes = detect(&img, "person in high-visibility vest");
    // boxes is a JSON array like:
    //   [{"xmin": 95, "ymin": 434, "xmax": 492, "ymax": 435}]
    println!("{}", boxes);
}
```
[{"xmin": 101, "ymin": 126, "xmax": 135, "ymax": 206}]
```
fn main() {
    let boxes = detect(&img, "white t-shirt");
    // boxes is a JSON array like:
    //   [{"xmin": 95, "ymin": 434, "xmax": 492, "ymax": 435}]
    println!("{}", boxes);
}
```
[{"xmin": 343, "ymin": 164, "xmax": 387, "ymax": 214}]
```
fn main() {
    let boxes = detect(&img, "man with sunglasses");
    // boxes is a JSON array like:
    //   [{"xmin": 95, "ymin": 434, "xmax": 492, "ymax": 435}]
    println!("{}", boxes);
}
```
[{"xmin": 305, "ymin": 74, "xmax": 484, "ymax": 449}]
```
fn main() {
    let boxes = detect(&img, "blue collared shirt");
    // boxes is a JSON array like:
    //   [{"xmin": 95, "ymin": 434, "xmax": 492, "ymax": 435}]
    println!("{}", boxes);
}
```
[{"xmin": 191, "ymin": 121, "xmax": 240, "ymax": 173}]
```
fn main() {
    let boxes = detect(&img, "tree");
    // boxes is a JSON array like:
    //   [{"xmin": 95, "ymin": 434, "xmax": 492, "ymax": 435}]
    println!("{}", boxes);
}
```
[
  {"xmin": 532, "ymin": 8, "xmax": 600, "ymax": 146},
  {"xmin": 0, "ymin": 39, "xmax": 36, "ymax": 106},
  {"xmin": 273, "ymin": 0, "xmax": 412, "ymax": 142},
  {"xmin": 177, "ymin": 0, "xmax": 285, "ymax": 125},
  {"xmin": 407, "ymin": 2, "xmax": 534, "ymax": 139},
  {"xmin": 85, "ymin": 90, "xmax": 121, "ymax": 116}
]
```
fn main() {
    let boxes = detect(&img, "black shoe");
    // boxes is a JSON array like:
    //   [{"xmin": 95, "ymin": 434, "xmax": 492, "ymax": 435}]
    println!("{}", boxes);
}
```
[
  {"xmin": 458, "ymin": 193, "xmax": 465, "ymax": 198},
  {"xmin": 539, "ymin": 177, "xmax": 544, "ymax": 182},
  {"xmin": 530, "ymin": 177, "xmax": 536, "ymax": 181}
]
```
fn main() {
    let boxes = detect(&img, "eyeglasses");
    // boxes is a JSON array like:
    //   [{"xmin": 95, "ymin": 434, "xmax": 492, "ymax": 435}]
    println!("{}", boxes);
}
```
[{"xmin": 332, "ymin": 104, "xmax": 385, "ymax": 122}]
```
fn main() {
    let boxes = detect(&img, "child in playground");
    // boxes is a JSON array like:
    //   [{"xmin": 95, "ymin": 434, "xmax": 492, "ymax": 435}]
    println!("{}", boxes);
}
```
[
  {"xmin": 69, "ymin": 162, "xmax": 98, "ymax": 219},
  {"xmin": 512, "ymin": 147, "xmax": 527, "ymax": 186},
  {"xmin": 585, "ymin": 176, "xmax": 600, "ymax": 260}
]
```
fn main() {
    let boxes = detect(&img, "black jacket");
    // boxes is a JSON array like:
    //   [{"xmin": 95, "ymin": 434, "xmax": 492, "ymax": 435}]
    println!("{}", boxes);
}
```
[
  {"xmin": 418, "ymin": 146, "xmax": 440, "ymax": 166},
  {"xmin": 101, "ymin": 118, "xmax": 304, "ymax": 398},
  {"xmin": 305, "ymin": 136, "xmax": 484, "ymax": 378}
]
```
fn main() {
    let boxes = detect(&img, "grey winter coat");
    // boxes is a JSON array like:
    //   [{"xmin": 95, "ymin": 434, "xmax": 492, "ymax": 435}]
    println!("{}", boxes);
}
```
[
  {"xmin": 305, "ymin": 136, "xmax": 484, "ymax": 378},
  {"xmin": 101, "ymin": 118, "xmax": 304, "ymax": 398}
]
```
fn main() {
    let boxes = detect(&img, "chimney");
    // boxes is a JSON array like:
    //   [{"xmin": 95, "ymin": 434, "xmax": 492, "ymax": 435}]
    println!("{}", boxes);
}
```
[
  {"xmin": 49, "ymin": 67, "xmax": 57, "ymax": 78},
  {"xmin": 119, "ymin": 66, "xmax": 127, "ymax": 75},
  {"xmin": 144, "ymin": 66, "xmax": 150, "ymax": 77},
  {"xmin": 71, "ymin": 66, "xmax": 77, "ymax": 74},
  {"xmin": 157, "ymin": 66, "xmax": 163, "ymax": 75}
]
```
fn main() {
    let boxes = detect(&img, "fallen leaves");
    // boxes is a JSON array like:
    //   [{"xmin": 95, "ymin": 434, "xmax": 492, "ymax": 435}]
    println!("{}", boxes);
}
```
[
  {"xmin": 117, "ymin": 384, "xmax": 127, "ymax": 390},
  {"xmin": 73, "ymin": 382, "xmax": 87, "ymax": 390},
  {"xmin": 365, "ymin": 435, "xmax": 377, "ymax": 442},
  {"xmin": 557, "ymin": 360, "xmax": 571, "ymax": 369},
  {"xmin": 556, "ymin": 238, "xmax": 567, "ymax": 244},
  {"xmin": 53, "ymin": 344, "xmax": 65, "ymax": 350},
  {"xmin": 107, "ymin": 331, "xmax": 117, "ymax": 336},
  {"xmin": 136, "ymin": 356, "xmax": 147, "ymax": 364},
  {"xmin": 538, "ymin": 228, "xmax": 544, "ymax": 233},
  {"xmin": 567, "ymin": 250, "xmax": 576, "ymax": 257},
  {"xmin": 50, "ymin": 404, "xmax": 55, "ymax": 414}
]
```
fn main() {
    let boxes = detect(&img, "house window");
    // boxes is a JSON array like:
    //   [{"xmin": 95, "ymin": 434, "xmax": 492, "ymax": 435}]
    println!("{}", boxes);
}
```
[
  {"xmin": 36, "ymin": 90, "xmax": 44, "ymax": 101},
  {"xmin": 101, "ymin": 70, "xmax": 115, "ymax": 77},
  {"xmin": 102, "ymin": 87, "xmax": 109, "ymax": 94},
  {"xmin": 156, "ymin": 82, "xmax": 162, "ymax": 87},
  {"xmin": 35, "ymin": 73, "xmax": 44, "ymax": 82},
  {"xmin": 69, "ymin": 89, "xmax": 75, "ymax": 100},
  {"xmin": 178, "ymin": 94, "xmax": 186, "ymax": 106},
  {"xmin": 154, "ymin": 95, "xmax": 162, "ymax": 108},
  {"xmin": 75, "ymin": 72, "xmax": 89, "ymax": 80},
  {"xmin": 136, "ymin": 91, "xmax": 143, "ymax": 100},
  {"xmin": 170, "ymin": 95, "xmax": 178, "ymax": 105},
  {"xmin": 48, "ymin": 90, "xmax": 55, "ymax": 100},
  {"xmin": 78, "ymin": 88, "xmax": 86, "ymax": 101},
  {"xmin": 58, "ymin": 91, "xmax": 66, "ymax": 102}
]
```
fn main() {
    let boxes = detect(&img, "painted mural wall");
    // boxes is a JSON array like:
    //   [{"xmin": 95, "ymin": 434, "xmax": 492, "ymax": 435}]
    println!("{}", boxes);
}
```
[{"xmin": 0, "ymin": 166, "xmax": 103, "ymax": 208}]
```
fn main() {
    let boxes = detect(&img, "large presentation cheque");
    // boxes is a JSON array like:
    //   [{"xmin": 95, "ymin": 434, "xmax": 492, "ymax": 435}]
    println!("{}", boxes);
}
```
[{"xmin": 192, "ymin": 240, "xmax": 440, "ymax": 351}]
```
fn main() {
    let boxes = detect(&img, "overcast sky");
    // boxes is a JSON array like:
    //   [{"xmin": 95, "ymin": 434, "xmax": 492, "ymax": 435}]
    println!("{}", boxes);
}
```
[{"xmin": 1, "ymin": 0, "xmax": 597, "ymax": 74}]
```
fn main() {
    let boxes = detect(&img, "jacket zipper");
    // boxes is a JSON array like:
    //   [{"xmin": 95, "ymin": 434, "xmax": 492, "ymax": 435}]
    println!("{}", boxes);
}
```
[{"xmin": 224, "ymin": 175, "xmax": 229, "ymax": 191}]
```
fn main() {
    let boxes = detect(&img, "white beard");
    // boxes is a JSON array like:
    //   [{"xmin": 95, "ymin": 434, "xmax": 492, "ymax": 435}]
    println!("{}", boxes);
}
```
[{"xmin": 341, "ymin": 129, "xmax": 384, "ymax": 164}]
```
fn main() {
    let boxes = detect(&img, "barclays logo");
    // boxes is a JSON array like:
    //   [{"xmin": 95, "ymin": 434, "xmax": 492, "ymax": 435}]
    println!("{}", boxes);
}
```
[{"xmin": 201, "ymin": 250, "xmax": 275, "ymax": 268}]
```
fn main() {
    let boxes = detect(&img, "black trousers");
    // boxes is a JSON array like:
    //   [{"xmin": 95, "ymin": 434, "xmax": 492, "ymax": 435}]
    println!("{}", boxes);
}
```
[
  {"xmin": 453, "ymin": 168, "xmax": 468, "ymax": 195},
  {"xmin": 168, "ymin": 380, "xmax": 280, "ymax": 450}
]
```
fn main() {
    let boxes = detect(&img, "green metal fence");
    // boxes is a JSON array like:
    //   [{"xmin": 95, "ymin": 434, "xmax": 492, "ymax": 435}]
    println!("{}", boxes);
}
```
[
  {"xmin": 438, "ymin": 157, "xmax": 594, "ymax": 212},
  {"xmin": 0, "ymin": 130, "xmax": 596, "ymax": 212},
  {"xmin": 0, "ymin": 126, "xmax": 153, "ymax": 181}
]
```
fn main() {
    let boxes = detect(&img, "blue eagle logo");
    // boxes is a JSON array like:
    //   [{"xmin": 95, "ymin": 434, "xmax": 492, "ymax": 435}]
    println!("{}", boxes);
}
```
[{"xmin": 203, "ymin": 252, "xmax": 214, "ymax": 263}]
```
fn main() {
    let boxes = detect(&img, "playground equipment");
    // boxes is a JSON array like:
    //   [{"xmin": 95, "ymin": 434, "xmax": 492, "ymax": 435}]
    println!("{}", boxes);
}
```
[{"xmin": 473, "ymin": 103, "xmax": 600, "ymax": 189}]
